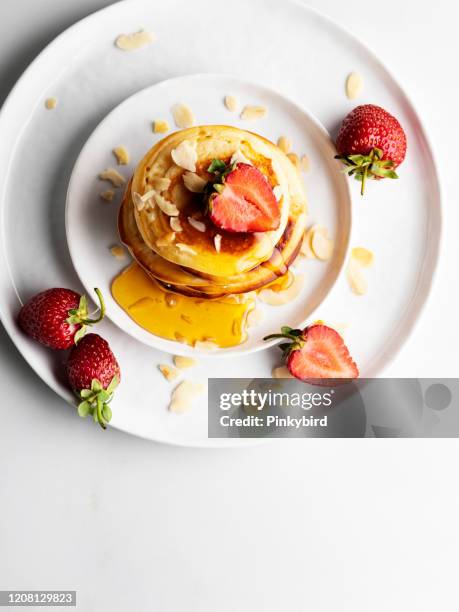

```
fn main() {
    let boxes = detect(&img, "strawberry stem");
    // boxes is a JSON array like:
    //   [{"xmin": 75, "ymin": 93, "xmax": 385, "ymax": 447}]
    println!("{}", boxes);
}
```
[
  {"xmin": 335, "ymin": 147, "xmax": 399, "ymax": 196},
  {"xmin": 76, "ymin": 376, "xmax": 118, "ymax": 430},
  {"xmin": 67, "ymin": 288, "xmax": 106, "ymax": 344}
]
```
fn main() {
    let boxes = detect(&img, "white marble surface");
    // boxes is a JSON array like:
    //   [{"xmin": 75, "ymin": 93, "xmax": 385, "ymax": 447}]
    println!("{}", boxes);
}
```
[{"xmin": 0, "ymin": 1, "xmax": 458, "ymax": 610}]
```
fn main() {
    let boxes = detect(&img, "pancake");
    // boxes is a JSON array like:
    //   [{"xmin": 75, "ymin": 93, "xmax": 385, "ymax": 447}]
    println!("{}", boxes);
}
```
[
  {"xmin": 130, "ymin": 125, "xmax": 306, "ymax": 278},
  {"xmin": 119, "ymin": 180, "xmax": 307, "ymax": 297}
]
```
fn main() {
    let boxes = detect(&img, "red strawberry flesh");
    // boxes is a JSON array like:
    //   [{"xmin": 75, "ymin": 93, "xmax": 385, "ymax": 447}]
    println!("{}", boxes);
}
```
[
  {"xmin": 18, "ymin": 288, "xmax": 81, "ymax": 350},
  {"xmin": 210, "ymin": 163, "xmax": 280, "ymax": 233},
  {"xmin": 287, "ymin": 325, "xmax": 358, "ymax": 382},
  {"xmin": 66, "ymin": 333, "xmax": 121, "ymax": 392},
  {"xmin": 336, "ymin": 104, "xmax": 407, "ymax": 167}
]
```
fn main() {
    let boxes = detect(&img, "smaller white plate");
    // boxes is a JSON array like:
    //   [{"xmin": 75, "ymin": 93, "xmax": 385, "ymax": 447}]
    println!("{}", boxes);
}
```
[{"xmin": 65, "ymin": 74, "xmax": 352, "ymax": 357}]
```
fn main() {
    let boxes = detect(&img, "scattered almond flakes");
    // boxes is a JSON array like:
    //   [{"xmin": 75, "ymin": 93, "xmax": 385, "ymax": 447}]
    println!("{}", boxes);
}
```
[
  {"xmin": 272, "ymin": 365, "xmax": 294, "ymax": 379},
  {"xmin": 156, "ymin": 232, "xmax": 176, "ymax": 247},
  {"xmin": 240, "ymin": 105, "xmax": 268, "ymax": 120},
  {"xmin": 100, "ymin": 190, "xmax": 115, "ymax": 202},
  {"xmin": 345, "ymin": 72, "xmax": 364, "ymax": 100},
  {"xmin": 230, "ymin": 149, "xmax": 252, "ymax": 166},
  {"xmin": 113, "ymin": 145, "xmax": 130, "ymax": 165},
  {"xmin": 115, "ymin": 30, "xmax": 154, "ymax": 51},
  {"xmin": 311, "ymin": 228, "xmax": 334, "ymax": 261},
  {"xmin": 193, "ymin": 340, "xmax": 218, "ymax": 351},
  {"xmin": 188, "ymin": 217, "xmax": 206, "ymax": 232},
  {"xmin": 110, "ymin": 245, "xmax": 126, "ymax": 260},
  {"xmin": 176, "ymin": 243, "xmax": 197, "ymax": 255},
  {"xmin": 169, "ymin": 380, "xmax": 204, "ymax": 413},
  {"xmin": 277, "ymin": 136, "xmax": 291, "ymax": 154},
  {"xmin": 151, "ymin": 177, "xmax": 171, "ymax": 192},
  {"xmin": 153, "ymin": 119, "xmax": 170, "ymax": 134},
  {"xmin": 99, "ymin": 168, "xmax": 126, "ymax": 187},
  {"xmin": 351, "ymin": 246, "xmax": 374, "ymax": 268},
  {"xmin": 172, "ymin": 103, "xmax": 195, "ymax": 128},
  {"xmin": 258, "ymin": 274, "xmax": 304, "ymax": 306},
  {"xmin": 183, "ymin": 172, "xmax": 207, "ymax": 193},
  {"xmin": 347, "ymin": 257, "xmax": 368, "ymax": 295},
  {"xmin": 170, "ymin": 217, "xmax": 182, "ymax": 232},
  {"xmin": 287, "ymin": 152, "xmax": 301, "ymax": 172},
  {"xmin": 173, "ymin": 355, "xmax": 197, "ymax": 369},
  {"xmin": 45, "ymin": 97, "xmax": 57, "ymax": 110},
  {"xmin": 246, "ymin": 308, "xmax": 264, "ymax": 327},
  {"xmin": 224, "ymin": 94, "xmax": 239, "ymax": 112},
  {"xmin": 154, "ymin": 192, "xmax": 179, "ymax": 216},
  {"xmin": 301, "ymin": 155, "xmax": 311, "ymax": 173},
  {"xmin": 214, "ymin": 234, "xmax": 222, "ymax": 253},
  {"xmin": 158, "ymin": 364, "xmax": 180, "ymax": 381},
  {"xmin": 273, "ymin": 185, "xmax": 283, "ymax": 202},
  {"xmin": 133, "ymin": 192, "xmax": 147, "ymax": 212},
  {"xmin": 300, "ymin": 226, "xmax": 316, "ymax": 259},
  {"xmin": 171, "ymin": 140, "xmax": 197, "ymax": 172}
]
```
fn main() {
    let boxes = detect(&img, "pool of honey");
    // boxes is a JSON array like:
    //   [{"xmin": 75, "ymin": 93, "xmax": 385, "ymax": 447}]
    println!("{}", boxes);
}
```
[{"xmin": 111, "ymin": 263, "xmax": 255, "ymax": 348}]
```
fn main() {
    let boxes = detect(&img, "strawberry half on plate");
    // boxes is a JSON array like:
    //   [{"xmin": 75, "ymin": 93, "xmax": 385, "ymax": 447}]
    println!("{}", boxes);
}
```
[
  {"xmin": 208, "ymin": 163, "xmax": 280, "ymax": 233},
  {"xmin": 265, "ymin": 324, "xmax": 359, "ymax": 384}
]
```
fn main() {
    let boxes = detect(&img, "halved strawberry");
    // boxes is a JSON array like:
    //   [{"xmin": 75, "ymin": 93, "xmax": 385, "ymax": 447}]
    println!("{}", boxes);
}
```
[
  {"xmin": 265, "ymin": 324, "xmax": 359, "ymax": 384},
  {"xmin": 208, "ymin": 163, "xmax": 280, "ymax": 233}
]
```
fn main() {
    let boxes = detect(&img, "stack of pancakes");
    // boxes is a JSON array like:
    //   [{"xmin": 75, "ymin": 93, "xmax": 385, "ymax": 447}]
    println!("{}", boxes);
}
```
[{"xmin": 119, "ymin": 125, "xmax": 307, "ymax": 298}]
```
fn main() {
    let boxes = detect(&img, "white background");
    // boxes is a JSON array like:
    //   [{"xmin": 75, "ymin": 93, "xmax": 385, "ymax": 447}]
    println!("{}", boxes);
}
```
[{"xmin": 0, "ymin": 1, "xmax": 458, "ymax": 610}]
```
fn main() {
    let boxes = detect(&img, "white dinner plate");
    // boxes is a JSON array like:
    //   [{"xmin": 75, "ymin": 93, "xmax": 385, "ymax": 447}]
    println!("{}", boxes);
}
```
[
  {"xmin": 0, "ymin": 0, "xmax": 441, "ymax": 446},
  {"xmin": 65, "ymin": 73, "xmax": 352, "ymax": 357}
]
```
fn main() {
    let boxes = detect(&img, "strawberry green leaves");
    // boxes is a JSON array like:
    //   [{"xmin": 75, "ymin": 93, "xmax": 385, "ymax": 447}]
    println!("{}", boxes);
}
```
[
  {"xmin": 77, "ymin": 376, "xmax": 119, "ymax": 430},
  {"xmin": 66, "ymin": 287, "xmax": 106, "ymax": 344},
  {"xmin": 335, "ymin": 147, "xmax": 399, "ymax": 196}
]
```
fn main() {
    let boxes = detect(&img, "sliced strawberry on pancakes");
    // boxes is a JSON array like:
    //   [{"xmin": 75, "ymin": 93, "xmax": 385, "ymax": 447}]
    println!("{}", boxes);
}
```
[
  {"xmin": 265, "ymin": 324, "xmax": 359, "ymax": 384},
  {"xmin": 209, "ymin": 163, "xmax": 280, "ymax": 233}
]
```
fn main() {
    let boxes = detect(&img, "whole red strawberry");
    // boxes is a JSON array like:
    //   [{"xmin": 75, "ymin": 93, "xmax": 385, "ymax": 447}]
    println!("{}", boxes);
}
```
[
  {"xmin": 18, "ymin": 287, "xmax": 105, "ymax": 349},
  {"xmin": 265, "ymin": 324, "xmax": 358, "ymax": 385},
  {"xmin": 335, "ymin": 104, "xmax": 407, "ymax": 195},
  {"xmin": 207, "ymin": 160, "xmax": 280, "ymax": 233},
  {"xmin": 66, "ymin": 333, "xmax": 120, "ymax": 429}
]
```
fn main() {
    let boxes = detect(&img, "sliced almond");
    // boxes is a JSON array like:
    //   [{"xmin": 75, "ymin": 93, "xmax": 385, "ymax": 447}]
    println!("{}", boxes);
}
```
[
  {"xmin": 193, "ymin": 340, "xmax": 218, "ymax": 351},
  {"xmin": 345, "ymin": 72, "xmax": 364, "ymax": 100},
  {"xmin": 301, "ymin": 155, "xmax": 311, "ymax": 173},
  {"xmin": 176, "ymin": 243, "xmax": 197, "ymax": 255},
  {"xmin": 110, "ymin": 245, "xmax": 127, "ymax": 260},
  {"xmin": 277, "ymin": 136, "xmax": 291, "ymax": 154},
  {"xmin": 113, "ymin": 145, "xmax": 129, "ymax": 165},
  {"xmin": 156, "ymin": 232, "xmax": 176, "ymax": 247},
  {"xmin": 153, "ymin": 119, "xmax": 170, "ymax": 134},
  {"xmin": 100, "ymin": 190, "xmax": 115, "ymax": 202},
  {"xmin": 183, "ymin": 172, "xmax": 207, "ymax": 193},
  {"xmin": 258, "ymin": 274, "xmax": 304, "ymax": 306},
  {"xmin": 158, "ymin": 364, "xmax": 179, "ymax": 381},
  {"xmin": 146, "ymin": 210, "xmax": 157, "ymax": 223},
  {"xmin": 214, "ymin": 234, "xmax": 222, "ymax": 253},
  {"xmin": 272, "ymin": 185, "xmax": 283, "ymax": 202},
  {"xmin": 224, "ymin": 94, "xmax": 239, "ymax": 112},
  {"xmin": 154, "ymin": 192, "xmax": 179, "ymax": 216},
  {"xmin": 311, "ymin": 228, "xmax": 334, "ymax": 261},
  {"xmin": 169, "ymin": 379, "xmax": 204, "ymax": 414},
  {"xmin": 170, "ymin": 217, "xmax": 182, "ymax": 232},
  {"xmin": 151, "ymin": 177, "xmax": 171, "ymax": 192},
  {"xmin": 240, "ymin": 105, "xmax": 268, "ymax": 120},
  {"xmin": 272, "ymin": 366, "xmax": 294, "ymax": 379},
  {"xmin": 173, "ymin": 355, "xmax": 197, "ymax": 369},
  {"xmin": 351, "ymin": 246, "xmax": 374, "ymax": 268},
  {"xmin": 172, "ymin": 103, "xmax": 195, "ymax": 128},
  {"xmin": 115, "ymin": 30, "xmax": 154, "ymax": 51},
  {"xmin": 171, "ymin": 140, "xmax": 197, "ymax": 172},
  {"xmin": 188, "ymin": 217, "xmax": 206, "ymax": 232},
  {"xmin": 230, "ymin": 149, "xmax": 252, "ymax": 166},
  {"xmin": 99, "ymin": 168, "xmax": 126, "ymax": 187},
  {"xmin": 246, "ymin": 308, "xmax": 264, "ymax": 328},
  {"xmin": 45, "ymin": 97, "xmax": 57, "ymax": 110},
  {"xmin": 287, "ymin": 152, "xmax": 301, "ymax": 172},
  {"xmin": 347, "ymin": 257, "xmax": 368, "ymax": 295},
  {"xmin": 133, "ymin": 192, "xmax": 147, "ymax": 212},
  {"xmin": 300, "ymin": 226, "xmax": 316, "ymax": 259}
]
